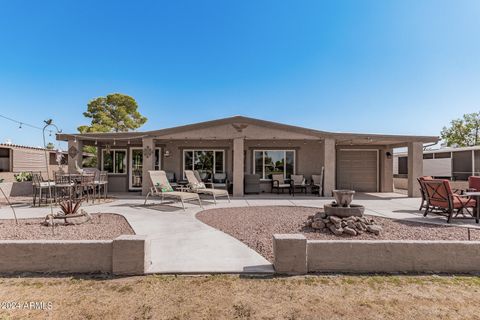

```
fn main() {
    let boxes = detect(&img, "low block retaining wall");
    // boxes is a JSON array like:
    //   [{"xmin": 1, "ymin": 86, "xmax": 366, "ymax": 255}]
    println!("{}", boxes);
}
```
[
  {"xmin": 0, "ymin": 235, "xmax": 150, "ymax": 275},
  {"xmin": 273, "ymin": 234, "xmax": 480, "ymax": 274},
  {"xmin": 0, "ymin": 181, "xmax": 33, "ymax": 197}
]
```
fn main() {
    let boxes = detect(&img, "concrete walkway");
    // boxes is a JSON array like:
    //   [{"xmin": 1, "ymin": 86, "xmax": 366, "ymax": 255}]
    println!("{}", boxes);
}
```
[{"xmin": 1, "ymin": 192, "xmax": 480, "ymax": 274}]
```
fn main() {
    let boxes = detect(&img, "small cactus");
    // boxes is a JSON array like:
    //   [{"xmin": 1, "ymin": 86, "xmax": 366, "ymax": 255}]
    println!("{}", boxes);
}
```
[{"xmin": 58, "ymin": 200, "xmax": 82, "ymax": 215}]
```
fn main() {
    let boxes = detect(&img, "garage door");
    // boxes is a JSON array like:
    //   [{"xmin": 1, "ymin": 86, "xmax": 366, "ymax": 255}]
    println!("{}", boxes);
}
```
[{"xmin": 336, "ymin": 150, "xmax": 378, "ymax": 192}]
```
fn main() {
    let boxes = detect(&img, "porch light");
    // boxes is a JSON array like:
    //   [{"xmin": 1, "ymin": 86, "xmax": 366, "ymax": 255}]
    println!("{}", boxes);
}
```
[
  {"xmin": 164, "ymin": 150, "xmax": 170, "ymax": 157},
  {"xmin": 386, "ymin": 151, "xmax": 392, "ymax": 159}
]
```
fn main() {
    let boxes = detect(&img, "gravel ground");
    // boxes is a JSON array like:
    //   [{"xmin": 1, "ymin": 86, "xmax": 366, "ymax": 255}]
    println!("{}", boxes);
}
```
[
  {"xmin": 0, "ymin": 213, "xmax": 134, "ymax": 240},
  {"xmin": 196, "ymin": 206, "xmax": 480, "ymax": 262}
]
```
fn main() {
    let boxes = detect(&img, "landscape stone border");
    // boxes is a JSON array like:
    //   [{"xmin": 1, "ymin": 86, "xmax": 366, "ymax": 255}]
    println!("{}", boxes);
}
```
[
  {"xmin": 273, "ymin": 234, "xmax": 480, "ymax": 275},
  {"xmin": 0, "ymin": 235, "xmax": 150, "ymax": 275}
]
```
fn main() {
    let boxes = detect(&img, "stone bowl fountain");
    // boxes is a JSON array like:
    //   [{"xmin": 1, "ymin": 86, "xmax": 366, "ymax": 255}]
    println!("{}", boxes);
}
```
[{"xmin": 324, "ymin": 190, "xmax": 364, "ymax": 217}]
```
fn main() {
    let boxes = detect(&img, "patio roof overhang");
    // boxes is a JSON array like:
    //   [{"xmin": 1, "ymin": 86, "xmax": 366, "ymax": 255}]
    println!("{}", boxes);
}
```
[{"xmin": 57, "ymin": 116, "xmax": 439, "ymax": 147}]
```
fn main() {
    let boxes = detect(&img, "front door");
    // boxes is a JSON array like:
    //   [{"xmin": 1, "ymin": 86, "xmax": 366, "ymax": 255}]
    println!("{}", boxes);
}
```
[
  {"xmin": 129, "ymin": 147, "xmax": 162, "ymax": 190},
  {"xmin": 129, "ymin": 148, "xmax": 143, "ymax": 190}
]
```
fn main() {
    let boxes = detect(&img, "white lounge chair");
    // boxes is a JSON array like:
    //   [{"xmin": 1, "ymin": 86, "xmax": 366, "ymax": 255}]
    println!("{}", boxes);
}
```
[
  {"xmin": 184, "ymin": 170, "xmax": 230, "ymax": 204},
  {"xmin": 144, "ymin": 170, "xmax": 203, "ymax": 211}
]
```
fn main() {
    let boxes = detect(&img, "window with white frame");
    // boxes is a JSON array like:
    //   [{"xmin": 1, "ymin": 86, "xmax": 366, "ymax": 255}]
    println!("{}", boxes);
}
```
[
  {"xmin": 254, "ymin": 150, "xmax": 295, "ymax": 179},
  {"xmin": 102, "ymin": 149, "xmax": 127, "ymax": 174},
  {"xmin": 183, "ymin": 150, "xmax": 225, "ymax": 180}
]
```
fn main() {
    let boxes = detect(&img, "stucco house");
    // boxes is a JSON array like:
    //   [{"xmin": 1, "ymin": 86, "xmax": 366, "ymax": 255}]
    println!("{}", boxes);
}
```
[{"xmin": 56, "ymin": 116, "xmax": 438, "ymax": 197}]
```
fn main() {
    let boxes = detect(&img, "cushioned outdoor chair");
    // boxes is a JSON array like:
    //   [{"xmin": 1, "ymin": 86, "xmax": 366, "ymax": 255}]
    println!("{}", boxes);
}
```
[
  {"xmin": 212, "ymin": 173, "xmax": 229, "ymax": 190},
  {"xmin": 468, "ymin": 176, "xmax": 480, "ymax": 192},
  {"xmin": 144, "ymin": 170, "xmax": 203, "ymax": 211},
  {"xmin": 423, "ymin": 179, "xmax": 476, "ymax": 223},
  {"xmin": 417, "ymin": 176, "xmax": 433, "ymax": 211},
  {"xmin": 271, "ymin": 174, "xmax": 291, "ymax": 194},
  {"xmin": 185, "ymin": 170, "xmax": 230, "ymax": 204},
  {"xmin": 290, "ymin": 174, "xmax": 307, "ymax": 196},
  {"xmin": 311, "ymin": 167, "xmax": 324, "ymax": 197}
]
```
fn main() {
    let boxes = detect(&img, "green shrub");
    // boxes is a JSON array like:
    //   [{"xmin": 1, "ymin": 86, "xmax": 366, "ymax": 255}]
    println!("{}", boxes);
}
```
[{"xmin": 14, "ymin": 172, "xmax": 33, "ymax": 182}]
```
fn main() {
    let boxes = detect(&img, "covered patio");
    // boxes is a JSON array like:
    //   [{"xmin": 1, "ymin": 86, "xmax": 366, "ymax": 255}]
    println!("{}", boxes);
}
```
[{"xmin": 57, "ymin": 116, "xmax": 438, "ymax": 198}]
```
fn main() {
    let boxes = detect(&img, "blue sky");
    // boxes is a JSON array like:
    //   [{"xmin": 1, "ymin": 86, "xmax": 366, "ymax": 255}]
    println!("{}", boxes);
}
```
[{"xmin": 0, "ymin": 0, "xmax": 479, "ymax": 148}]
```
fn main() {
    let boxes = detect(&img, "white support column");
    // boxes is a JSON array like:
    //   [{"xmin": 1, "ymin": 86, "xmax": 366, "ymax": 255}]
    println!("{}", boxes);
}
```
[
  {"xmin": 408, "ymin": 142, "xmax": 423, "ymax": 197},
  {"xmin": 233, "ymin": 138, "xmax": 245, "ymax": 197},
  {"xmin": 323, "ymin": 138, "xmax": 336, "ymax": 197},
  {"xmin": 142, "ymin": 137, "xmax": 155, "ymax": 196},
  {"xmin": 67, "ymin": 138, "xmax": 83, "ymax": 173}
]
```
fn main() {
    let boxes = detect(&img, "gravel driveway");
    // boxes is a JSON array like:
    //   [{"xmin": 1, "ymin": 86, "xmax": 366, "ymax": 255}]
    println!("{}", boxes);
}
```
[{"xmin": 196, "ymin": 206, "xmax": 480, "ymax": 261}]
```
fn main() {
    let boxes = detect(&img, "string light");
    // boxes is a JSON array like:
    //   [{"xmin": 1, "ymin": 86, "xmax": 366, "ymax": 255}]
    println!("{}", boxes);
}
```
[{"xmin": 0, "ymin": 113, "xmax": 45, "ymax": 131}]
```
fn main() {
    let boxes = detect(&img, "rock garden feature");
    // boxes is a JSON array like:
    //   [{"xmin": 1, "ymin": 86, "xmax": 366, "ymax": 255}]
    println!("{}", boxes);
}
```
[
  {"xmin": 196, "ymin": 206, "xmax": 480, "ymax": 262},
  {"xmin": 306, "ymin": 212, "xmax": 381, "ymax": 236}
]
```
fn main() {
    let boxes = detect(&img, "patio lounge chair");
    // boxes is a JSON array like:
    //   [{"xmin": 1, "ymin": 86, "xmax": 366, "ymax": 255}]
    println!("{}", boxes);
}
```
[
  {"xmin": 271, "ymin": 174, "xmax": 291, "ymax": 194},
  {"xmin": 144, "ymin": 170, "xmax": 203, "ymax": 211},
  {"xmin": 422, "ymin": 179, "xmax": 476, "ymax": 223},
  {"xmin": 290, "ymin": 174, "xmax": 307, "ymax": 196},
  {"xmin": 311, "ymin": 167, "xmax": 324, "ymax": 197},
  {"xmin": 184, "ymin": 170, "xmax": 230, "ymax": 204}
]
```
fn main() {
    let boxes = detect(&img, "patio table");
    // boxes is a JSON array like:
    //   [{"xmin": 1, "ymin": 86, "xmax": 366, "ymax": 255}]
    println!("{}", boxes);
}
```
[{"xmin": 463, "ymin": 191, "xmax": 480, "ymax": 223}]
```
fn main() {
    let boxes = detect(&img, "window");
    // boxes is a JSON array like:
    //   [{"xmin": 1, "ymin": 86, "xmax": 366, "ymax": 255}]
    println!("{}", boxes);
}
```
[
  {"xmin": 423, "ymin": 153, "xmax": 434, "ymax": 159},
  {"xmin": 254, "ymin": 150, "xmax": 295, "ymax": 179},
  {"xmin": 183, "ymin": 150, "xmax": 225, "ymax": 179},
  {"xmin": 102, "ymin": 149, "xmax": 126, "ymax": 174},
  {"xmin": 434, "ymin": 152, "xmax": 451, "ymax": 159}
]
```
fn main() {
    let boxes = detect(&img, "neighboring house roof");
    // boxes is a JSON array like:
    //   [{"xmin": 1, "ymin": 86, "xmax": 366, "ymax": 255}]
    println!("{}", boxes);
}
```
[
  {"xmin": 0, "ymin": 143, "xmax": 63, "ymax": 152},
  {"xmin": 57, "ymin": 115, "xmax": 439, "ymax": 146}
]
